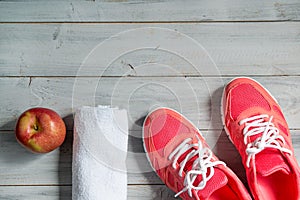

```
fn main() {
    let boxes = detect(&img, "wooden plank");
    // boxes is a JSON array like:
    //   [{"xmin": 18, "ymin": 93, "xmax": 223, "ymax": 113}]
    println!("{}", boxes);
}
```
[
  {"xmin": 127, "ymin": 185, "xmax": 176, "ymax": 200},
  {"xmin": 0, "ymin": 185, "xmax": 176, "ymax": 200},
  {"xmin": 0, "ymin": 186, "xmax": 71, "ymax": 200},
  {"xmin": 0, "ymin": 130, "xmax": 165, "ymax": 185},
  {"xmin": 0, "ymin": 129, "xmax": 299, "ymax": 186},
  {"xmin": 1, "ymin": 77, "xmax": 300, "ymax": 131},
  {"xmin": 0, "ymin": 0, "xmax": 299, "ymax": 22},
  {"xmin": 0, "ymin": 131, "xmax": 72, "ymax": 185},
  {"xmin": 0, "ymin": 130, "xmax": 217, "ymax": 185},
  {"xmin": 1, "ymin": 23, "xmax": 300, "ymax": 77}
]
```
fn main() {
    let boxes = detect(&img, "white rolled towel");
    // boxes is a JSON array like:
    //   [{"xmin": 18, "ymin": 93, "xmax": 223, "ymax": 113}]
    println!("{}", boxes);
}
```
[{"xmin": 72, "ymin": 106, "xmax": 128, "ymax": 200}]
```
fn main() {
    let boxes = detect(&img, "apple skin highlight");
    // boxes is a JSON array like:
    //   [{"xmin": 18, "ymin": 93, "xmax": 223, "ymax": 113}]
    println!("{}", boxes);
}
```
[{"xmin": 15, "ymin": 107, "xmax": 66, "ymax": 153}]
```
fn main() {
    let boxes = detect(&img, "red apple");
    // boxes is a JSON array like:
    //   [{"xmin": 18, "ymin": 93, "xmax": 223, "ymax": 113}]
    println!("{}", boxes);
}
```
[{"xmin": 15, "ymin": 107, "xmax": 66, "ymax": 153}]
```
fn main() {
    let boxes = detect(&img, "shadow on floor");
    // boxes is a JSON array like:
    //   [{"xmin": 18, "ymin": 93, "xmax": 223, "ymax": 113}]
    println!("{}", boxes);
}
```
[
  {"xmin": 127, "ymin": 115, "xmax": 176, "ymax": 199},
  {"xmin": 209, "ymin": 86, "xmax": 249, "ymax": 189},
  {"xmin": 58, "ymin": 114, "xmax": 73, "ymax": 200}
]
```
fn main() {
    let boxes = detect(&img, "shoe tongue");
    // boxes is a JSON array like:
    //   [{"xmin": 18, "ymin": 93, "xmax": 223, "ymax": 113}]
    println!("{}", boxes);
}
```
[
  {"xmin": 177, "ymin": 150, "xmax": 228, "ymax": 199},
  {"xmin": 255, "ymin": 148, "xmax": 290, "ymax": 176}
]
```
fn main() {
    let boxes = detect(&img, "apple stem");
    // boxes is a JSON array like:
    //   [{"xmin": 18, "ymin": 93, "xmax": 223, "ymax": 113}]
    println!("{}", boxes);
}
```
[{"xmin": 33, "ymin": 124, "xmax": 39, "ymax": 131}]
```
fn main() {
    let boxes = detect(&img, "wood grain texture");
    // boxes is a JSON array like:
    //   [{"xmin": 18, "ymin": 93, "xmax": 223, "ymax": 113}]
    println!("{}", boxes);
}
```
[
  {"xmin": 0, "ymin": 185, "xmax": 177, "ymax": 200},
  {"xmin": 0, "ymin": 130, "xmax": 300, "ymax": 199},
  {"xmin": 1, "ymin": 130, "xmax": 299, "ymax": 187},
  {"xmin": 1, "ymin": 23, "xmax": 300, "ymax": 77},
  {"xmin": 1, "ymin": 77, "xmax": 300, "ymax": 131},
  {"xmin": 0, "ymin": 0, "xmax": 299, "ymax": 22},
  {"xmin": 0, "ymin": 186, "xmax": 71, "ymax": 200},
  {"xmin": 1, "ymin": 1, "xmax": 300, "ymax": 199},
  {"xmin": 0, "ymin": 129, "xmax": 227, "ymax": 185},
  {"xmin": 1, "ymin": 76, "xmax": 300, "ymax": 198}
]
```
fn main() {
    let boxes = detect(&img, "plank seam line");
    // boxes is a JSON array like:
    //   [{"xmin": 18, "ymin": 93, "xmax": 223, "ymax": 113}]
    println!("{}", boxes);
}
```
[
  {"xmin": 2, "ymin": 75, "xmax": 300, "ymax": 78},
  {"xmin": 0, "ymin": 184, "xmax": 166, "ymax": 186},
  {"xmin": 0, "ymin": 20, "xmax": 299, "ymax": 24}
]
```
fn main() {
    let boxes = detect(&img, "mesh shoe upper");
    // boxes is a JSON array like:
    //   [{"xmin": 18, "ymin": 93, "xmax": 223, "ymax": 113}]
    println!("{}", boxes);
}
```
[
  {"xmin": 222, "ymin": 77, "xmax": 300, "ymax": 200},
  {"xmin": 143, "ymin": 107, "xmax": 251, "ymax": 200}
]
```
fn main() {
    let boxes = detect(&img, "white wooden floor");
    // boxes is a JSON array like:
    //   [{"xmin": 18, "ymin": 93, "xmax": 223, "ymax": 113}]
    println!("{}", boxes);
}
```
[{"xmin": 1, "ymin": 1, "xmax": 300, "ymax": 199}]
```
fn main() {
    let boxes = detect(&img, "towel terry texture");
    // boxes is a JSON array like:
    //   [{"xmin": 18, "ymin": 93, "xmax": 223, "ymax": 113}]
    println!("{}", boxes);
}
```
[{"xmin": 73, "ymin": 106, "xmax": 128, "ymax": 200}]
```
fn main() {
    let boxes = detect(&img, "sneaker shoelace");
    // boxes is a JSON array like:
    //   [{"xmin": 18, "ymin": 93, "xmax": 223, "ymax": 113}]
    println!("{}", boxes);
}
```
[
  {"xmin": 239, "ymin": 114, "xmax": 293, "ymax": 168},
  {"xmin": 168, "ymin": 136, "xmax": 226, "ymax": 198}
]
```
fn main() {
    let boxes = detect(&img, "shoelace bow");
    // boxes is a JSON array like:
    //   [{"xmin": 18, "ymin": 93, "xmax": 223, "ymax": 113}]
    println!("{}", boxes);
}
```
[
  {"xmin": 168, "ymin": 136, "xmax": 225, "ymax": 198},
  {"xmin": 239, "ymin": 114, "xmax": 292, "ymax": 168}
]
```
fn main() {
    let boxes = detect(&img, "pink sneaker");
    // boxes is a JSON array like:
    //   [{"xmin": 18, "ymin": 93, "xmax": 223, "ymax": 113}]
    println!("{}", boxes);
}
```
[
  {"xmin": 143, "ymin": 107, "xmax": 252, "ymax": 200},
  {"xmin": 222, "ymin": 77, "xmax": 300, "ymax": 200}
]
